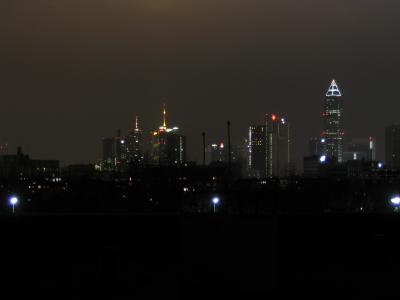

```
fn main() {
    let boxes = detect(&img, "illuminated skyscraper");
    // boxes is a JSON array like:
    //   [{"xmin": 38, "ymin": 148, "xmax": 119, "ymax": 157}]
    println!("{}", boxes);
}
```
[
  {"xmin": 322, "ymin": 79, "xmax": 344, "ymax": 162},
  {"xmin": 101, "ymin": 129, "xmax": 128, "ymax": 171},
  {"xmin": 266, "ymin": 113, "xmax": 290, "ymax": 177},
  {"xmin": 126, "ymin": 116, "xmax": 144, "ymax": 164},
  {"xmin": 115, "ymin": 129, "xmax": 127, "ymax": 170},
  {"xmin": 207, "ymin": 142, "xmax": 227, "ymax": 164},
  {"xmin": 151, "ymin": 104, "xmax": 186, "ymax": 165},
  {"xmin": 248, "ymin": 125, "xmax": 266, "ymax": 178}
]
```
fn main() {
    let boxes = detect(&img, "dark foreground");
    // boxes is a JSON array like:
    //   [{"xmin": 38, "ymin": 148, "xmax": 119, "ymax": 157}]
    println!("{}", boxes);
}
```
[{"xmin": 1, "ymin": 213, "xmax": 399, "ymax": 298}]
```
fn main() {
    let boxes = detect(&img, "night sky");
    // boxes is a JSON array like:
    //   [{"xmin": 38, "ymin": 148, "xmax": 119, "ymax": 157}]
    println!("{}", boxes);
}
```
[{"xmin": 1, "ymin": 0, "xmax": 400, "ymax": 166}]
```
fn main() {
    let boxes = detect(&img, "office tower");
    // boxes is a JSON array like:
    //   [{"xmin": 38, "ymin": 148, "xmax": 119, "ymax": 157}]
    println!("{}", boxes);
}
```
[
  {"xmin": 102, "ymin": 137, "xmax": 115, "ymax": 171},
  {"xmin": 166, "ymin": 133, "xmax": 186, "ymax": 165},
  {"xmin": 126, "ymin": 116, "xmax": 144, "ymax": 165},
  {"xmin": 385, "ymin": 125, "xmax": 400, "ymax": 169},
  {"xmin": 321, "ymin": 79, "xmax": 344, "ymax": 162},
  {"xmin": 248, "ymin": 125, "xmax": 266, "ymax": 178},
  {"xmin": 207, "ymin": 142, "xmax": 227, "ymax": 164},
  {"xmin": 266, "ymin": 113, "xmax": 290, "ymax": 177},
  {"xmin": 343, "ymin": 137, "xmax": 376, "ymax": 162},
  {"xmin": 115, "ymin": 129, "xmax": 127, "ymax": 170},
  {"xmin": 151, "ymin": 104, "xmax": 186, "ymax": 165},
  {"xmin": 368, "ymin": 136, "xmax": 377, "ymax": 161},
  {"xmin": 232, "ymin": 138, "xmax": 248, "ymax": 163}
]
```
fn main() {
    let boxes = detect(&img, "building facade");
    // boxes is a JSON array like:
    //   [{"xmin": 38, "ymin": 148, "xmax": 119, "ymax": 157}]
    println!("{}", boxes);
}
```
[
  {"xmin": 343, "ymin": 137, "xmax": 376, "ymax": 162},
  {"xmin": 266, "ymin": 113, "xmax": 290, "ymax": 177},
  {"xmin": 102, "ymin": 137, "xmax": 115, "ymax": 171},
  {"xmin": 248, "ymin": 125, "xmax": 266, "ymax": 178},
  {"xmin": 321, "ymin": 79, "xmax": 344, "ymax": 162},
  {"xmin": 0, "ymin": 147, "xmax": 59, "ymax": 181},
  {"xmin": 126, "ymin": 116, "xmax": 144, "ymax": 165},
  {"xmin": 207, "ymin": 142, "xmax": 226, "ymax": 164}
]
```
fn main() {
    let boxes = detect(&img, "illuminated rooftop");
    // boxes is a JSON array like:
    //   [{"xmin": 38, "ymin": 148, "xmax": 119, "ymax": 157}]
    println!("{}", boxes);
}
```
[{"xmin": 326, "ymin": 79, "xmax": 342, "ymax": 97}]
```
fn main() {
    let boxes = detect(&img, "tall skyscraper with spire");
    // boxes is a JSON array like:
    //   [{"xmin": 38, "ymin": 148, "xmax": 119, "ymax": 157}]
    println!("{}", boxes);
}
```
[
  {"xmin": 126, "ymin": 116, "xmax": 144, "ymax": 165},
  {"xmin": 151, "ymin": 103, "xmax": 186, "ymax": 165},
  {"xmin": 322, "ymin": 79, "xmax": 344, "ymax": 162}
]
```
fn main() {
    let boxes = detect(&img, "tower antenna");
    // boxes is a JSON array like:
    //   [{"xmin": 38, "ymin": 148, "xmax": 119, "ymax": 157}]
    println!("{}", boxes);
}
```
[
  {"xmin": 162, "ymin": 102, "xmax": 167, "ymax": 128},
  {"xmin": 135, "ymin": 115, "xmax": 139, "ymax": 130}
]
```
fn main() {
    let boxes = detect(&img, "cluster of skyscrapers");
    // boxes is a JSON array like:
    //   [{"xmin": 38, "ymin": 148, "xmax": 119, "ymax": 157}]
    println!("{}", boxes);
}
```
[
  {"xmin": 101, "ymin": 104, "xmax": 186, "ymax": 171},
  {"xmin": 99, "ymin": 79, "xmax": 400, "ymax": 177}
]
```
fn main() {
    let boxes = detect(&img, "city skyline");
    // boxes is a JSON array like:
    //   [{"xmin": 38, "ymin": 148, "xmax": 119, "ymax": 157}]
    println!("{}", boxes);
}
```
[
  {"xmin": 97, "ymin": 79, "xmax": 383, "ymax": 176},
  {"xmin": 3, "ymin": 2, "xmax": 400, "ymax": 297},
  {"xmin": 0, "ymin": 78, "xmax": 389, "ymax": 168},
  {"xmin": 2, "ymin": 1, "xmax": 399, "ymax": 165}
]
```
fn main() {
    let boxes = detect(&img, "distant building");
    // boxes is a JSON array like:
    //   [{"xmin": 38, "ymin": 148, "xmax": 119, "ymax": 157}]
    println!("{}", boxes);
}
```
[
  {"xmin": 321, "ymin": 79, "xmax": 344, "ymax": 162},
  {"xmin": 303, "ymin": 155, "xmax": 322, "ymax": 177},
  {"xmin": 385, "ymin": 125, "xmax": 400, "ymax": 169},
  {"xmin": 62, "ymin": 164, "xmax": 96, "ymax": 180},
  {"xmin": 343, "ymin": 137, "xmax": 376, "ymax": 162},
  {"xmin": 126, "ymin": 116, "xmax": 144, "ymax": 165},
  {"xmin": 232, "ymin": 139, "xmax": 248, "ymax": 178},
  {"xmin": 0, "ymin": 147, "xmax": 59, "ymax": 181},
  {"xmin": 115, "ymin": 129, "xmax": 127, "ymax": 170},
  {"xmin": 151, "ymin": 104, "xmax": 186, "ymax": 165},
  {"xmin": 248, "ymin": 125, "xmax": 266, "ymax": 178},
  {"xmin": 101, "ymin": 129, "xmax": 127, "ymax": 172},
  {"xmin": 304, "ymin": 154, "xmax": 381, "ymax": 178},
  {"xmin": 207, "ymin": 142, "xmax": 226, "ymax": 164},
  {"xmin": 266, "ymin": 113, "xmax": 291, "ymax": 177},
  {"xmin": 346, "ymin": 160, "xmax": 381, "ymax": 177},
  {"xmin": 102, "ymin": 137, "xmax": 115, "ymax": 171}
]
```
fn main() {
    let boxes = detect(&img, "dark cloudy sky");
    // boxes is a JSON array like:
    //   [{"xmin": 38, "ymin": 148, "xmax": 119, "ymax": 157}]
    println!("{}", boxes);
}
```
[{"xmin": 1, "ymin": 0, "xmax": 399, "ymax": 166}]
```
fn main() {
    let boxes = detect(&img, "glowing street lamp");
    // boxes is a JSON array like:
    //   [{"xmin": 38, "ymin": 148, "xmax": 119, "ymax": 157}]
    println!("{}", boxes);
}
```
[
  {"xmin": 390, "ymin": 195, "xmax": 400, "ymax": 212},
  {"xmin": 9, "ymin": 196, "xmax": 18, "ymax": 214},
  {"xmin": 212, "ymin": 197, "xmax": 220, "ymax": 214},
  {"xmin": 319, "ymin": 155, "xmax": 327, "ymax": 163}
]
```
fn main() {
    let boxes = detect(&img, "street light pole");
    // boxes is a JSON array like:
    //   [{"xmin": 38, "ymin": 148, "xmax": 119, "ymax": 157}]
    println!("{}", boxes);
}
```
[
  {"xmin": 227, "ymin": 121, "xmax": 231, "ymax": 175},
  {"xmin": 212, "ymin": 197, "xmax": 220, "ymax": 214},
  {"xmin": 202, "ymin": 132, "xmax": 206, "ymax": 166},
  {"xmin": 10, "ymin": 196, "xmax": 18, "ymax": 215}
]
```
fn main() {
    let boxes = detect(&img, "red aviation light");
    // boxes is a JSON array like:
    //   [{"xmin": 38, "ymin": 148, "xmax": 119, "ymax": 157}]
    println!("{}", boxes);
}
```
[{"xmin": 272, "ymin": 114, "xmax": 277, "ymax": 121}]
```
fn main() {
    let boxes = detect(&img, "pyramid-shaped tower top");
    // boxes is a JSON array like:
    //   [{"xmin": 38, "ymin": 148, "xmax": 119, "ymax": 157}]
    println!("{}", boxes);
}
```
[{"xmin": 326, "ymin": 79, "xmax": 342, "ymax": 97}]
